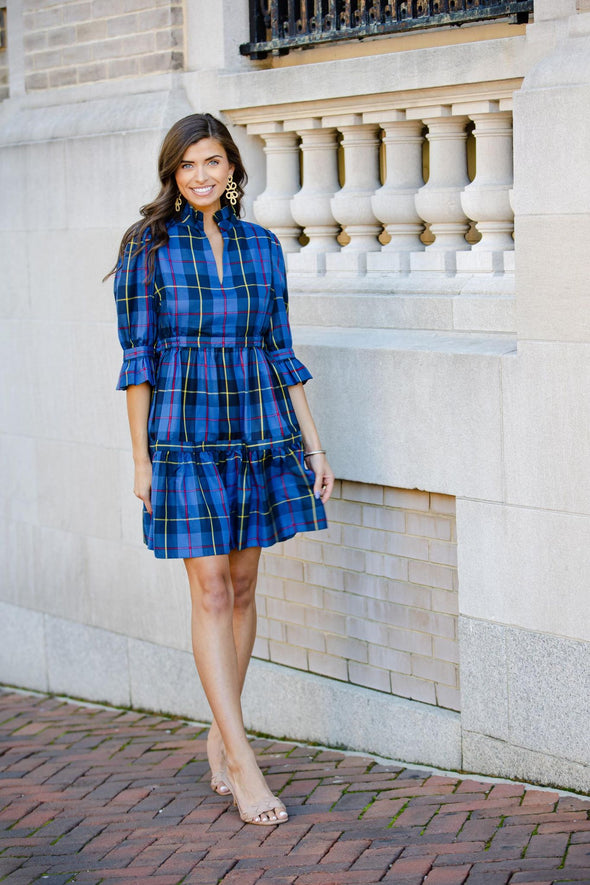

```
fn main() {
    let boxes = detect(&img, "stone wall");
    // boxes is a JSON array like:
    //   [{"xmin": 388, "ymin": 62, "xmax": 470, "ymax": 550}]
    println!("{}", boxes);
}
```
[
  {"xmin": 2, "ymin": 0, "xmax": 590, "ymax": 792},
  {"xmin": 258, "ymin": 484, "xmax": 459, "ymax": 711},
  {"xmin": 23, "ymin": 0, "xmax": 183, "ymax": 90}
]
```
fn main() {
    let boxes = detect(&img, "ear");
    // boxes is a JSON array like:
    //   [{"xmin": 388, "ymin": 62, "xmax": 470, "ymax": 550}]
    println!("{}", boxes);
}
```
[{"xmin": 228, "ymin": 163, "xmax": 235, "ymax": 178}]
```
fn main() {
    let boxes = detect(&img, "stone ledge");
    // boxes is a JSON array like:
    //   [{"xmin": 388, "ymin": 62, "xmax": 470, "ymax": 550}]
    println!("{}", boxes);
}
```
[
  {"xmin": 0, "ymin": 601, "xmax": 461, "ymax": 771},
  {"xmin": 289, "ymin": 292, "xmax": 516, "ymax": 335},
  {"xmin": 293, "ymin": 325, "xmax": 516, "ymax": 357},
  {"xmin": 242, "ymin": 656, "xmax": 461, "ymax": 769},
  {"xmin": 220, "ymin": 39, "xmax": 535, "ymax": 117},
  {"xmin": 463, "ymin": 731, "xmax": 590, "ymax": 794}
]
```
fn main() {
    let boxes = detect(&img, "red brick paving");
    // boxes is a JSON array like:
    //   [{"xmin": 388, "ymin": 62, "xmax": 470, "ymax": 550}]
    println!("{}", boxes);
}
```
[{"xmin": 0, "ymin": 689, "xmax": 589, "ymax": 884}]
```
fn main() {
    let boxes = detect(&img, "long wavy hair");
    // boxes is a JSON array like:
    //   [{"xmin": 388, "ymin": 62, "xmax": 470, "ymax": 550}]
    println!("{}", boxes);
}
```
[{"xmin": 106, "ymin": 113, "xmax": 247, "ymax": 280}]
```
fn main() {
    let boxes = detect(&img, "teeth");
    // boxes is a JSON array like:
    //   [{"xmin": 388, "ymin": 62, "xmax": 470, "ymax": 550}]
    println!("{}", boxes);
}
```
[{"xmin": 192, "ymin": 187, "xmax": 213, "ymax": 194}]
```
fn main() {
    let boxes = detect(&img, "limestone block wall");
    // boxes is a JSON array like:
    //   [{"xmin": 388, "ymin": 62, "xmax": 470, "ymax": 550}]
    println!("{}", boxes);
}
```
[
  {"xmin": 23, "ymin": 0, "xmax": 183, "ymax": 90},
  {"xmin": 257, "ymin": 483, "xmax": 459, "ymax": 711},
  {"xmin": 2, "ymin": 0, "xmax": 590, "ymax": 792}
]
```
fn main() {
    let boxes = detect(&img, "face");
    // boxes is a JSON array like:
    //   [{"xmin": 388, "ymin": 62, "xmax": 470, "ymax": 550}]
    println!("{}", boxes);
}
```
[{"xmin": 174, "ymin": 137, "xmax": 235, "ymax": 216}]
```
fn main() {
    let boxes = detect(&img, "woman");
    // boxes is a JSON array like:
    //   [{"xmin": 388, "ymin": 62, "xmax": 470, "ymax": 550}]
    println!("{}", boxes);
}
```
[{"xmin": 111, "ymin": 113, "xmax": 334, "ymax": 827}]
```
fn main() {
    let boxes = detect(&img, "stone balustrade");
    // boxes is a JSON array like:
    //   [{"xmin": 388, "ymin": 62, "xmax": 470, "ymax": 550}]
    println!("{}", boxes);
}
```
[{"xmin": 228, "ymin": 86, "xmax": 516, "ymax": 282}]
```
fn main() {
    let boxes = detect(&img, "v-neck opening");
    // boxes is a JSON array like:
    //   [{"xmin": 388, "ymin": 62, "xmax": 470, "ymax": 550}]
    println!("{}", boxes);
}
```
[
  {"xmin": 181, "ymin": 204, "xmax": 236, "ymax": 287},
  {"xmin": 204, "ymin": 232, "xmax": 225, "ymax": 287}
]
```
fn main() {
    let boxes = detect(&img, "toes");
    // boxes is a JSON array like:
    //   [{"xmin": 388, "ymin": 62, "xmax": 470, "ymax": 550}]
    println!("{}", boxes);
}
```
[{"xmin": 255, "ymin": 810, "xmax": 278, "ymax": 823}]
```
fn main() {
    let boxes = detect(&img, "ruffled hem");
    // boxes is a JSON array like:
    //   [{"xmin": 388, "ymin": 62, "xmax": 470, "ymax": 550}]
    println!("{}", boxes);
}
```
[
  {"xmin": 142, "ymin": 441, "xmax": 327, "ymax": 558},
  {"xmin": 267, "ymin": 347, "xmax": 312, "ymax": 386},
  {"xmin": 116, "ymin": 347, "xmax": 156, "ymax": 390}
]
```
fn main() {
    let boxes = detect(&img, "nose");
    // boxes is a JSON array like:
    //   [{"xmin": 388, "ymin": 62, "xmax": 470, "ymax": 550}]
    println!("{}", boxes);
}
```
[{"xmin": 192, "ymin": 166, "xmax": 208, "ymax": 183}]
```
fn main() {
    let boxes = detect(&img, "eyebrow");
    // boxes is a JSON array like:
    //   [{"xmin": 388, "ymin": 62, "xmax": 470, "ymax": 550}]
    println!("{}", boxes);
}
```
[{"xmin": 181, "ymin": 154, "xmax": 223, "ymax": 163}]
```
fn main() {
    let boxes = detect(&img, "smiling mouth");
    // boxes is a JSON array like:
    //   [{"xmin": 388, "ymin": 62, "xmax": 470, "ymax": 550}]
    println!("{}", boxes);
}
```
[{"xmin": 191, "ymin": 186, "xmax": 215, "ymax": 195}]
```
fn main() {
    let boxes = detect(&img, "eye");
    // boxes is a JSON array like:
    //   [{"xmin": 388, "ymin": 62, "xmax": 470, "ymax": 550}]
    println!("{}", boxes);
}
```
[
  {"xmin": 208, "ymin": 159, "xmax": 219, "ymax": 167},
  {"xmin": 181, "ymin": 163, "xmax": 192, "ymax": 170}
]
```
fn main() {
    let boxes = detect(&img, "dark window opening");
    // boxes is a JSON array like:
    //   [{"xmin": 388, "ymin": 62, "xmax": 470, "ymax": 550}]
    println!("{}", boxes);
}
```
[
  {"xmin": 0, "ymin": 8, "xmax": 7, "ymax": 51},
  {"xmin": 240, "ymin": 1, "xmax": 533, "ymax": 59}
]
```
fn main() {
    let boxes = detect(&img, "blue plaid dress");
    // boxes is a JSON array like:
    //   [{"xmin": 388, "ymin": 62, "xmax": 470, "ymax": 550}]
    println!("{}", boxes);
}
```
[{"xmin": 115, "ymin": 204, "xmax": 327, "ymax": 558}]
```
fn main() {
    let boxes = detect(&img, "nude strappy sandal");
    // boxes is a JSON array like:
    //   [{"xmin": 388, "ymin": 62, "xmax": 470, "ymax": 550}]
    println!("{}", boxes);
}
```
[
  {"xmin": 223, "ymin": 768, "xmax": 288, "ymax": 826},
  {"xmin": 210, "ymin": 770, "xmax": 231, "ymax": 796}
]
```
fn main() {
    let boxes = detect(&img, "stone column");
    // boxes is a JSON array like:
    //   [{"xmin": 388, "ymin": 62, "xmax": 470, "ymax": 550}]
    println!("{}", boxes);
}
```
[
  {"xmin": 329, "ymin": 117, "xmax": 382, "ymax": 252},
  {"xmin": 460, "ymin": 110, "xmax": 514, "ymax": 252},
  {"xmin": 289, "ymin": 120, "xmax": 340, "ymax": 252},
  {"xmin": 250, "ymin": 123, "xmax": 302, "ymax": 253},
  {"xmin": 370, "ymin": 115, "xmax": 425, "ymax": 252},
  {"xmin": 413, "ymin": 111, "xmax": 470, "ymax": 252}
]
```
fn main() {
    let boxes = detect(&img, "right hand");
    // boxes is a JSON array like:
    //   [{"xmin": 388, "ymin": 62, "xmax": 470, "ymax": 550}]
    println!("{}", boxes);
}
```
[
  {"xmin": 305, "ymin": 453, "xmax": 335, "ymax": 504},
  {"xmin": 133, "ymin": 458, "xmax": 153, "ymax": 515}
]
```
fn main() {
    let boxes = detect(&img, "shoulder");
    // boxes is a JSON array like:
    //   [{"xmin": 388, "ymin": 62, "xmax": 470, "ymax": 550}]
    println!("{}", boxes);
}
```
[
  {"xmin": 164, "ymin": 216, "xmax": 184, "ymax": 236},
  {"xmin": 123, "ymin": 222, "xmax": 152, "ymax": 255},
  {"xmin": 234, "ymin": 218, "xmax": 281, "ymax": 248}
]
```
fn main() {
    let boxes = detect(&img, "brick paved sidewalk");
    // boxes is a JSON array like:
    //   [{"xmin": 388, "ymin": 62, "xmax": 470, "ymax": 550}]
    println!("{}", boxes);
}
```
[{"xmin": 0, "ymin": 688, "xmax": 589, "ymax": 885}]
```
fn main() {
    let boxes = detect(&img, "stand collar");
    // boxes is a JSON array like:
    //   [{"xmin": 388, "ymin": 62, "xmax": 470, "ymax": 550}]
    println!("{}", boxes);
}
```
[{"xmin": 181, "ymin": 203, "xmax": 237, "ymax": 233}]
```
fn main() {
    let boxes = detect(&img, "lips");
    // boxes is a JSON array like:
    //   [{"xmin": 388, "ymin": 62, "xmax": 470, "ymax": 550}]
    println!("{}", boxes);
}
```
[{"xmin": 191, "ymin": 186, "xmax": 215, "ymax": 195}]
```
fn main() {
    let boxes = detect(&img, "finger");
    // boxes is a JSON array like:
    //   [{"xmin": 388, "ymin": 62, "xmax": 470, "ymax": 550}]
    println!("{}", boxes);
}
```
[
  {"xmin": 312, "ymin": 466, "xmax": 325, "ymax": 499},
  {"xmin": 134, "ymin": 488, "xmax": 153, "ymax": 515},
  {"xmin": 141, "ymin": 490, "xmax": 153, "ymax": 515},
  {"xmin": 321, "ymin": 474, "xmax": 335, "ymax": 503}
]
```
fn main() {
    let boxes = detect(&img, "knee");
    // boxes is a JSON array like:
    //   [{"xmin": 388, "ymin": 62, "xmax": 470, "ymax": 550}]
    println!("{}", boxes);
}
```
[
  {"xmin": 232, "ymin": 572, "xmax": 257, "ymax": 612},
  {"xmin": 190, "ymin": 573, "xmax": 233, "ymax": 617}
]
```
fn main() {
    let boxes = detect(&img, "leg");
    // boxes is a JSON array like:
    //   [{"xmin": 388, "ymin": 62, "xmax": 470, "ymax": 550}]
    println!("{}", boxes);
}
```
[
  {"xmin": 208, "ymin": 547, "xmax": 261, "ymax": 793},
  {"xmin": 185, "ymin": 553, "xmax": 286, "ymax": 824}
]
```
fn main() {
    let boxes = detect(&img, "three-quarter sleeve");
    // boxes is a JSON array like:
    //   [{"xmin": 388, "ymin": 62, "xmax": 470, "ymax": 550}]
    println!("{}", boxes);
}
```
[
  {"xmin": 264, "ymin": 234, "xmax": 312, "ymax": 386},
  {"xmin": 114, "ymin": 236, "xmax": 158, "ymax": 390}
]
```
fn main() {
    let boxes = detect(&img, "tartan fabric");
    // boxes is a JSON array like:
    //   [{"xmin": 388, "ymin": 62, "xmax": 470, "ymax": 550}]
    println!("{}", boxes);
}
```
[{"xmin": 114, "ymin": 204, "xmax": 327, "ymax": 558}]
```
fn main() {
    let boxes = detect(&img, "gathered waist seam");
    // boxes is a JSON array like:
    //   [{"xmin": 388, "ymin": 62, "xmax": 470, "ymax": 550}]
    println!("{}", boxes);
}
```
[
  {"xmin": 150, "ymin": 434, "xmax": 303, "ymax": 454},
  {"xmin": 156, "ymin": 335, "xmax": 264, "ymax": 353}
]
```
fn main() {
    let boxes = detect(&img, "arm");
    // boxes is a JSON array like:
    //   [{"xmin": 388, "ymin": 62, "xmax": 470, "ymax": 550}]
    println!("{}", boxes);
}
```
[
  {"xmin": 113, "ymin": 235, "xmax": 157, "ymax": 513},
  {"xmin": 288, "ymin": 382, "xmax": 335, "ymax": 504},
  {"xmin": 126, "ymin": 382, "xmax": 153, "ymax": 514},
  {"xmin": 263, "ymin": 234, "xmax": 313, "ymax": 386}
]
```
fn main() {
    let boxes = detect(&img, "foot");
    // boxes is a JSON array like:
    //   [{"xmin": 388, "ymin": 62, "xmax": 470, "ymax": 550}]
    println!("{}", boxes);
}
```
[
  {"xmin": 224, "ymin": 751, "xmax": 288, "ymax": 826},
  {"xmin": 207, "ymin": 722, "xmax": 230, "ymax": 796}
]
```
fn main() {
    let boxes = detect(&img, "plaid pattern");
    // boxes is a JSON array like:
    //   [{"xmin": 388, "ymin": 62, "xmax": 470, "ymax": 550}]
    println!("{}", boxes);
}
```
[{"xmin": 115, "ymin": 205, "xmax": 327, "ymax": 558}]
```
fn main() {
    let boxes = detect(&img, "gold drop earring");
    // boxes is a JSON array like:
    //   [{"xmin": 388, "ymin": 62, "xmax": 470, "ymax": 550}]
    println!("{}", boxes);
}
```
[
  {"xmin": 225, "ymin": 174, "xmax": 239, "ymax": 212},
  {"xmin": 174, "ymin": 193, "xmax": 183, "ymax": 212}
]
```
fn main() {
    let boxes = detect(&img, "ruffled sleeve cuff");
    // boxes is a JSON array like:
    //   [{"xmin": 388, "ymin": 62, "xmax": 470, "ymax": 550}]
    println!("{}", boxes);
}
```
[
  {"xmin": 267, "ymin": 347, "xmax": 312, "ymax": 386},
  {"xmin": 116, "ymin": 345, "xmax": 156, "ymax": 390}
]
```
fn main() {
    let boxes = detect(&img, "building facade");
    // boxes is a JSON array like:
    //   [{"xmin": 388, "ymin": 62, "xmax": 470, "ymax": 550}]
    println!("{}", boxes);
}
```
[{"xmin": 1, "ymin": 0, "xmax": 589, "ymax": 792}]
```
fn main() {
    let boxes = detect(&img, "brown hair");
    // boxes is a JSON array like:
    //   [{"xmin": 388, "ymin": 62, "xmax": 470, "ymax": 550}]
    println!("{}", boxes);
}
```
[{"xmin": 106, "ymin": 113, "xmax": 247, "ymax": 280}]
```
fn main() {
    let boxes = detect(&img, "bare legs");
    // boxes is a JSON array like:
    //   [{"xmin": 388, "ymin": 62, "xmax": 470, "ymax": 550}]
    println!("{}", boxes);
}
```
[
  {"xmin": 184, "ymin": 547, "xmax": 287, "ymax": 824},
  {"xmin": 207, "ymin": 547, "xmax": 260, "ymax": 792}
]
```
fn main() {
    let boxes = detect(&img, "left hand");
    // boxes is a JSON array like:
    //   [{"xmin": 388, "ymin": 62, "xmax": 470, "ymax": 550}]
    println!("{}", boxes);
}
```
[{"xmin": 305, "ymin": 453, "xmax": 335, "ymax": 504}]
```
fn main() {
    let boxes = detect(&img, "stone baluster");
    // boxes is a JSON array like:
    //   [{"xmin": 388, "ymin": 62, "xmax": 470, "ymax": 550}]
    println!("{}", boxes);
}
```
[
  {"xmin": 289, "ymin": 120, "xmax": 340, "ymax": 252},
  {"xmin": 249, "ymin": 122, "xmax": 302, "ymax": 253},
  {"xmin": 460, "ymin": 109, "xmax": 514, "ymax": 252},
  {"xmin": 370, "ymin": 114, "xmax": 425, "ymax": 252},
  {"xmin": 412, "ymin": 110, "xmax": 470, "ymax": 259},
  {"xmin": 329, "ymin": 116, "xmax": 382, "ymax": 252}
]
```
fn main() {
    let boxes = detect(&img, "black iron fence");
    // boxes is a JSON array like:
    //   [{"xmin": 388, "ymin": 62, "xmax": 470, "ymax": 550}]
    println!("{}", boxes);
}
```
[{"xmin": 240, "ymin": 1, "xmax": 533, "ymax": 58}]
